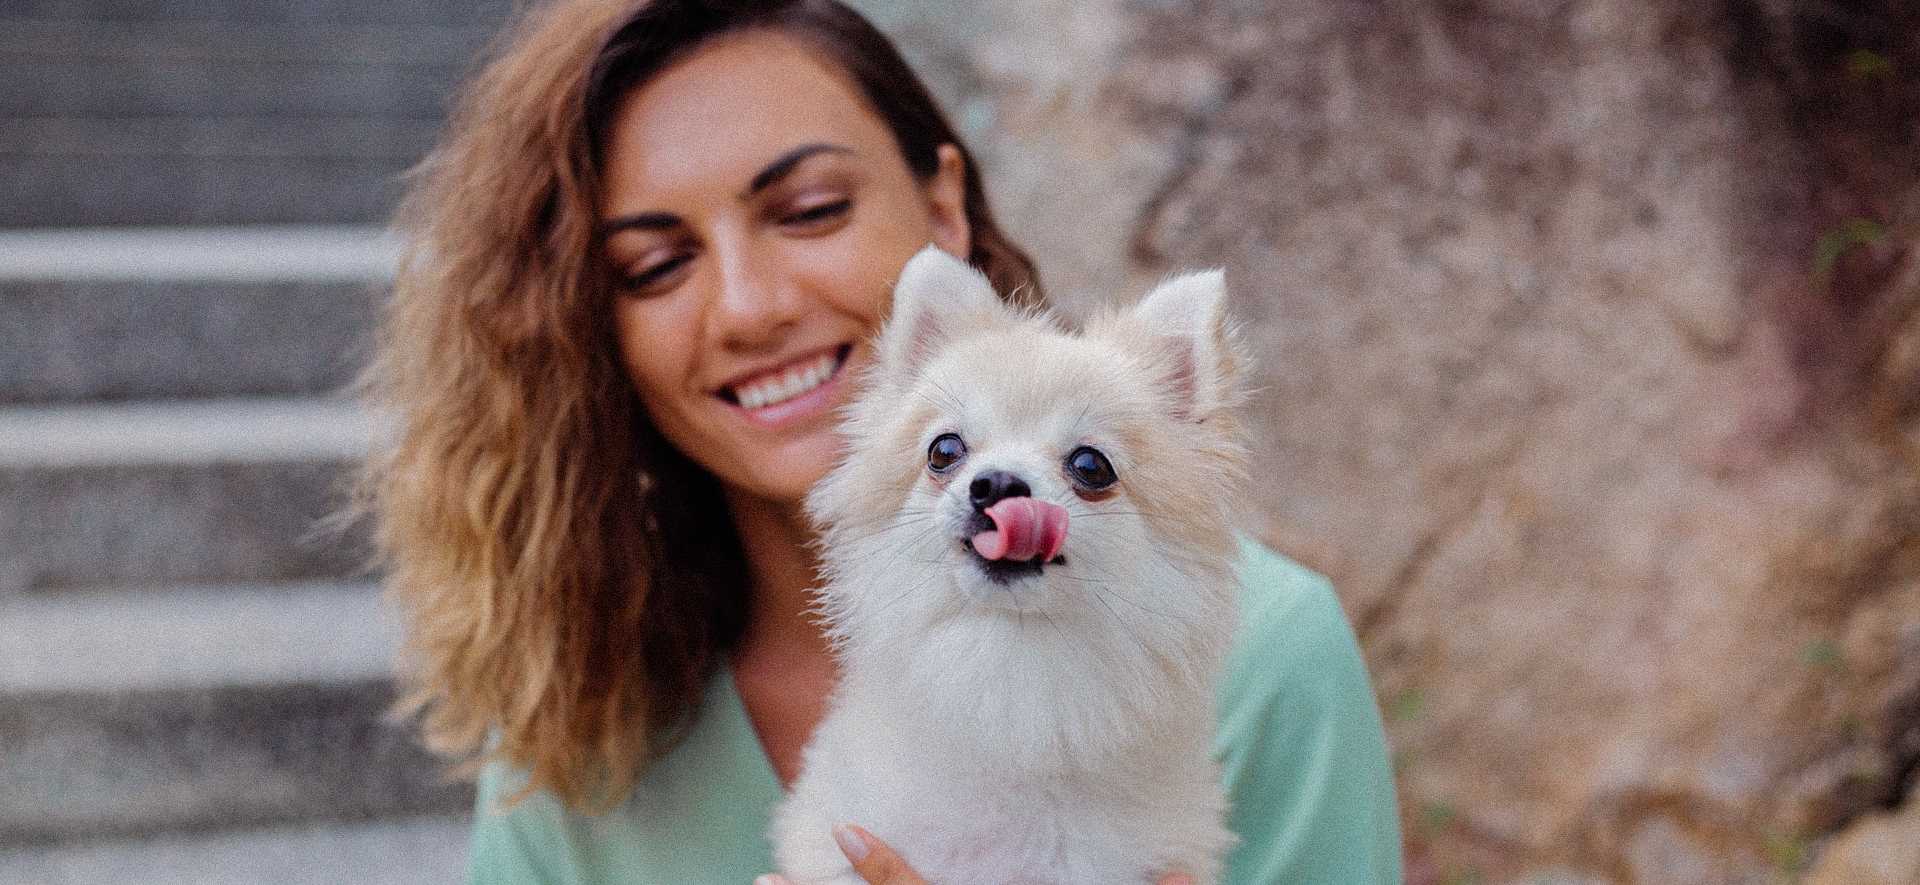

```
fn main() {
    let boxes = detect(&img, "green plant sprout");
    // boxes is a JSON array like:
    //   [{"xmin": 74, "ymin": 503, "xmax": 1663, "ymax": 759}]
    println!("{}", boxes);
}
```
[
  {"xmin": 1761, "ymin": 829, "xmax": 1810, "ymax": 885},
  {"xmin": 1810, "ymin": 218, "xmax": 1888, "ymax": 295},
  {"xmin": 1423, "ymin": 800, "xmax": 1458, "ymax": 834},
  {"xmin": 1802, "ymin": 639, "xmax": 1846, "ymax": 673},
  {"xmin": 1847, "ymin": 49, "xmax": 1890, "ymax": 81},
  {"xmin": 1390, "ymin": 688, "xmax": 1429, "ymax": 725}
]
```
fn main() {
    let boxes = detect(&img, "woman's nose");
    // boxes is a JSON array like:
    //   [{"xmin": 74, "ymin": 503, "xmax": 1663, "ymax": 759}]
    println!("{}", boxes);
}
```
[{"xmin": 709, "ymin": 241, "xmax": 804, "ymax": 351}]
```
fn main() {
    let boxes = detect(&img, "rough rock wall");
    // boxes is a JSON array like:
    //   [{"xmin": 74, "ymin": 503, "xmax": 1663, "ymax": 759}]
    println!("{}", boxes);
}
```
[{"xmin": 856, "ymin": 0, "xmax": 1920, "ymax": 882}]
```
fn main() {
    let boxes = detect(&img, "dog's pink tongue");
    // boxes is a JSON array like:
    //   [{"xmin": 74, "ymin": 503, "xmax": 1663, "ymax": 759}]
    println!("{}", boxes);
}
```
[{"xmin": 972, "ymin": 498, "xmax": 1069, "ymax": 562}]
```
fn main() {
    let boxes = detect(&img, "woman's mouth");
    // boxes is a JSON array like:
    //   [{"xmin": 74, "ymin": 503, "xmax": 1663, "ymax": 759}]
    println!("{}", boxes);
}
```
[{"xmin": 722, "ymin": 345, "xmax": 851, "ymax": 411}]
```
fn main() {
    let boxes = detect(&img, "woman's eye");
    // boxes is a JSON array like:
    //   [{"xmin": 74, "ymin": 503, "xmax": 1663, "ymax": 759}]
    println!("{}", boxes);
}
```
[
  {"xmin": 782, "ymin": 198, "xmax": 851, "ymax": 227},
  {"xmin": 617, "ymin": 253, "xmax": 690, "ymax": 294},
  {"xmin": 927, "ymin": 433, "xmax": 967, "ymax": 473},
  {"xmin": 1066, "ymin": 446, "xmax": 1117, "ymax": 489}
]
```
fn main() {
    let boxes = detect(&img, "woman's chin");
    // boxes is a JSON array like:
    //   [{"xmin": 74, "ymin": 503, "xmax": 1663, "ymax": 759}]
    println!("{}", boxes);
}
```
[{"xmin": 725, "ymin": 440, "xmax": 842, "ymax": 514}]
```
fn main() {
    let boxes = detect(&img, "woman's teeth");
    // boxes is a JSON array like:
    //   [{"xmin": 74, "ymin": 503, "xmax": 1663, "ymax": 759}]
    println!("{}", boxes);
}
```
[{"xmin": 732, "ymin": 351, "xmax": 841, "ymax": 411}]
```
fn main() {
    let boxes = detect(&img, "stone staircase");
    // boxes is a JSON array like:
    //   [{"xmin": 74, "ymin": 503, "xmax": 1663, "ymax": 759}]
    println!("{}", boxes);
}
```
[{"xmin": 0, "ymin": 1, "xmax": 511, "ymax": 881}]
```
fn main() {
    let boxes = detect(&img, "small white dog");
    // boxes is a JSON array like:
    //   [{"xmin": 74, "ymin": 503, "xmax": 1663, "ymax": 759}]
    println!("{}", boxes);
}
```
[{"xmin": 772, "ymin": 247, "xmax": 1251, "ymax": 885}]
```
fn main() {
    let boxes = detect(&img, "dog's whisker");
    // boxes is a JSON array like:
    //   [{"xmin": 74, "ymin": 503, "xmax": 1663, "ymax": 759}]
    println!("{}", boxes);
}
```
[
  {"xmin": 832, "ymin": 515, "xmax": 936, "ymax": 540},
  {"xmin": 1054, "ymin": 558, "xmax": 1200, "ymax": 625},
  {"xmin": 921, "ymin": 378, "xmax": 967, "ymax": 416},
  {"xmin": 1069, "ymin": 401, "xmax": 1094, "ymax": 433},
  {"xmin": 1082, "ymin": 579, "xmax": 1127, "ymax": 625},
  {"xmin": 1037, "ymin": 607, "xmax": 1068, "ymax": 643},
  {"xmin": 825, "ymin": 500, "xmax": 940, "ymax": 533},
  {"xmin": 1095, "ymin": 584, "xmax": 1194, "ymax": 624},
  {"xmin": 1072, "ymin": 509, "xmax": 1219, "ymax": 531},
  {"xmin": 849, "ymin": 567, "xmax": 942, "ymax": 628},
  {"xmin": 872, "ymin": 530, "xmax": 947, "ymax": 576},
  {"xmin": 1087, "ymin": 588, "xmax": 1164, "ymax": 653},
  {"xmin": 835, "ymin": 514, "xmax": 942, "ymax": 546}
]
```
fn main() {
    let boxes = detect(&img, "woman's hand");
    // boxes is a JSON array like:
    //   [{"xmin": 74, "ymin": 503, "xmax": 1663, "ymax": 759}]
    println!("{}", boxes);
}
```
[{"xmin": 754, "ymin": 824, "xmax": 1197, "ymax": 885}]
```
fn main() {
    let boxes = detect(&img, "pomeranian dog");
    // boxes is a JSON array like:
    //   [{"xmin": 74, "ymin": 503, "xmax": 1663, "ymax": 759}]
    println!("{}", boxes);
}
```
[{"xmin": 771, "ymin": 247, "xmax": 1251, "ymax": 885}]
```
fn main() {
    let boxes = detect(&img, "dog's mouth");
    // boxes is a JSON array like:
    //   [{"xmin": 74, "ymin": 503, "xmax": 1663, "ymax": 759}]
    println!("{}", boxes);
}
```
[
  {"xmin": 961, "ymin": 502, "xmax": 1068, "ymax": 584},
  {"xmin": 962, "ymin": 537, "xmax": 1067, "ymax": 583}
]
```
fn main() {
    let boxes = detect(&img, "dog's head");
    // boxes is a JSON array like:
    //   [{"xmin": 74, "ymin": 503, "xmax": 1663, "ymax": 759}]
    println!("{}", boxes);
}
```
[{"xmin": 810, "ymin": 247, "xmax": 1250, "ymax": 650}]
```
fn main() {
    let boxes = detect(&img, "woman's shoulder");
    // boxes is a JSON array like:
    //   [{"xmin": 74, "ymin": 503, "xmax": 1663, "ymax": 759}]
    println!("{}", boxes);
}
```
[
  {"xmin": 1214, "ymin": 537, "xmax": 1404, "ymax": 885},
  {"xmin": 467, "ymin": 675, "xmax": 783, "ymax": 885},
  {"xmin": 1224, "ymin": 535, "xmax": 1367, "ymax": 689}
]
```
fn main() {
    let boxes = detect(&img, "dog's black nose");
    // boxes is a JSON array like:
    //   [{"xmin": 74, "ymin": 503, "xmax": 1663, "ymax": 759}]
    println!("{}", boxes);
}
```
[{"xmin": 969, "ymin": 470, "xmax": 1031, "ymax": 510}]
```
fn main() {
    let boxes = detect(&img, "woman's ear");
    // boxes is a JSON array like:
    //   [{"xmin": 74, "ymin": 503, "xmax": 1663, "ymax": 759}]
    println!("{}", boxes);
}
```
[{"xmin": 925, "ymin": 143, "xmax": 972, "ymax": 260}]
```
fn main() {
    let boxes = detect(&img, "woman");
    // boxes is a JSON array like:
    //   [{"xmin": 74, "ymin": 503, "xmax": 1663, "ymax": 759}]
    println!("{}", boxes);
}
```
[{"xmin": 361, "ymin": 0, "xmax": 1403, "ymax": 883}]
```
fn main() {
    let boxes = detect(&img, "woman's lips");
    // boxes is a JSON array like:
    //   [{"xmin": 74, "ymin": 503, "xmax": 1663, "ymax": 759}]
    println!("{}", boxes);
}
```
[
  {"xmin": 720, "ymin": 344, "xmax": 852, "ymax": 426},
  {"xmin": 727, "ymin": 348, "xmax": 843, "ymax": 410}
]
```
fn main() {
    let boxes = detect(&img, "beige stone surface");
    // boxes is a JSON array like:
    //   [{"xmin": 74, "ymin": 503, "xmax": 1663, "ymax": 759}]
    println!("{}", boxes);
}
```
[
  {"xmin": 1804, "ymin": 792, "xmax": 1920, "ymax": 885},
  {"xmin": 857, "ymin": 0, "xmax": 1920, "ymax": 882}
]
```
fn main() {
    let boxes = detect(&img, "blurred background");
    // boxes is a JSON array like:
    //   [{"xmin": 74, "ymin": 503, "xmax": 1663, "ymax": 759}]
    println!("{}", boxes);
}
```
[
  {"xmin": 1, "ymin": 1, "xmax": 518, "ymax": 882},
  {"xmin": 1, "ymin": 0, "xmax": 1916, "ymax": 884}
]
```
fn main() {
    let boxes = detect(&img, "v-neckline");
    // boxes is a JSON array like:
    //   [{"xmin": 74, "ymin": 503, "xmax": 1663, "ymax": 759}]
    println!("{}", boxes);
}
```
[{"xmin": 719, "ymin": 665, "xmax": 791, "ymax": 795}]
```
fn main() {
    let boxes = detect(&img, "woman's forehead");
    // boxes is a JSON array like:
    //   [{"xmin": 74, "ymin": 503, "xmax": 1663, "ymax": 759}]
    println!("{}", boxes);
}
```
[{"xmin": 600, "ymin": 30, "xmax": 900, "ymax": 211}]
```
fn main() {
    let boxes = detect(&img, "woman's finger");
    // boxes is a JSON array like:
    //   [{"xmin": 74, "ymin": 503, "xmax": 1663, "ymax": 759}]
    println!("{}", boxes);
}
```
[
  {"xmin": 1157, "ymin": 875, "xmax": 1195, "ymax": 885},
  {"xmin": 835, "ymin": 824, "xmax": 930, "ymax": 885}
]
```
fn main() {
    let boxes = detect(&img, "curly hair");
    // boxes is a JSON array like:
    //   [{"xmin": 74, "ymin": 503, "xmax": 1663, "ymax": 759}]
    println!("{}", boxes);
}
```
[{"xmin": 358, "ymin": 0, "xmax": 1040, "ymax": 811}]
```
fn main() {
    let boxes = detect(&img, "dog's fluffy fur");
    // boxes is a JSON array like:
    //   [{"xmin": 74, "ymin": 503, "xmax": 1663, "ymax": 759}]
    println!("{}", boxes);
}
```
[{"xmin": 771, "ymin": 247, "xmax": 1251, "ymax": 885}]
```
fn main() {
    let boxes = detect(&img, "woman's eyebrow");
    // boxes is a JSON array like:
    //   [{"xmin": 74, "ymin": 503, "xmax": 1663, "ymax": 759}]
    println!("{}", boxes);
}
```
[
  {"xmin": 745, "ymin": 142, "xmax": 854, "ymax": 197},
  {"xmin": 599, "ymin": 143, "xmax": 856, "ymax": 237},
  {"xmin": 601, "ymin": 211, "xmax": 679, "ymax": 236}
]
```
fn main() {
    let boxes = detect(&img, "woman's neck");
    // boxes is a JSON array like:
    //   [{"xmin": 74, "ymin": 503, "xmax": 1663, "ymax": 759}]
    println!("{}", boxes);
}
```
[
  {"xmin": 722, "ymin": 487, "xmax": 840, "ymax": 786},
  {"xmin": 723, "ymin": 488, "xmax": 831, "ymax": 660}
]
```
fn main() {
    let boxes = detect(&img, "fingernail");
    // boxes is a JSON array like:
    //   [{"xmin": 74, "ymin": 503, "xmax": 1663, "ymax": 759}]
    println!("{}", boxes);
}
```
[
  {"xmin": 755, "ymin": 876, "xmax": 785, "ymax": 885},
  {"xmin": 833, "ymin": 825, "xmax": 870, "ymax": 862}
]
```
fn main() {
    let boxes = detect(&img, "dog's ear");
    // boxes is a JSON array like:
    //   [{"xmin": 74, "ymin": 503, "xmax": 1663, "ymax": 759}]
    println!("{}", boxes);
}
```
[
  {"xmin": 1129, "ymin": 269, "xmax": 1238, "ymax": 421},
  {"xmin": 877, "ymin": 246, "xmax": 1009, "ymax": 376}
]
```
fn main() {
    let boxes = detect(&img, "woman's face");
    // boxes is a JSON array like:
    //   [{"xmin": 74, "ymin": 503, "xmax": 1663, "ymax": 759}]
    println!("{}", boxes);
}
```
[{"xmin": 600, "ymin": 31, "xmax": 971, "ymax": 510}]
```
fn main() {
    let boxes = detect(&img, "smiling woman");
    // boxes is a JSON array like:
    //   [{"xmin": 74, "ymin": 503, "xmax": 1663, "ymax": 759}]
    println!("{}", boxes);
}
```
[{"xmin": 357, "ymin": 1, "xmax": 1400, "ymax": 884}]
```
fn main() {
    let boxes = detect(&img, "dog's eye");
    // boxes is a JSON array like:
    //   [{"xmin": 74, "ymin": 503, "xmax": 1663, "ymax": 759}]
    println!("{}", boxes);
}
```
[
  {"xmin": 927, "ymin": 433, "xmax": 967, "ymax": 473},
  {"xmin": 1066, "ymin": 446, "xmax": 1117, "ymax": 489}
]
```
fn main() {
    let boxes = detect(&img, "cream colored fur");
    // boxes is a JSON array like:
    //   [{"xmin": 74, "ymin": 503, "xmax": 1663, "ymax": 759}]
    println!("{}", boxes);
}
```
[{"xmin": 771, "ymin": 247, "xmax": 1251, "ymax": 885}]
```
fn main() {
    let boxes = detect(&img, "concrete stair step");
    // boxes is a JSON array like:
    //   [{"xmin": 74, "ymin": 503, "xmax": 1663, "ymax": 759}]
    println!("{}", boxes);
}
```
[
  {"xmin": 0, "ymin": 580, "xmax": 469, "ymax": 845},
  {"xmin": 0, "ymin": 580, "xmax": 395, "ymax": 693},
  {"xmin": 0, "ymin": 815, "xmax": 470, "ymax": 885},
  {"xmin": 9, "ymin": 0, "xmax": 512, "ymax": 26},
  {"xmin": 0, "ymin": 119, "xmax": 436, "ymax": 226},
  {"xmin": 0, "ymin": 397, "xmax": 381, "ymax": 593},
  {"xmin": 0, "ymin": 20, "xmax": 488, "ymax": 119},
  {"xmin": 0, "ymin": 226, "xmax": 394, "ymax": 403},
  {"xmin": 0, "ymin": 2, "xmax": 509, "ymax": 225}
]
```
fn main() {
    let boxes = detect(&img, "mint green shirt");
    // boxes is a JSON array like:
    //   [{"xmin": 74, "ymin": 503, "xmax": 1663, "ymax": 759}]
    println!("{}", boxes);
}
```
[{"xmin": 469, "ymin": 539, "xmax": 1403, "ymax": 884}]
